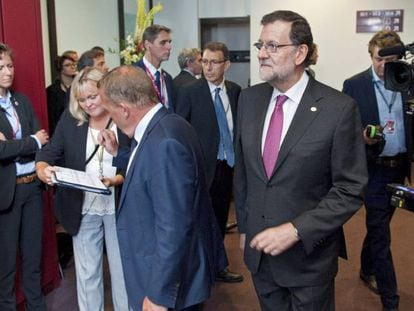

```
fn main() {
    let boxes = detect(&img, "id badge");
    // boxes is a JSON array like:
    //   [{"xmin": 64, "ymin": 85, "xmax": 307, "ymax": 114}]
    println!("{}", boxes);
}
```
[{"xmin": 383, "ymin": 119, "xmax": 396, "ymax": 135}]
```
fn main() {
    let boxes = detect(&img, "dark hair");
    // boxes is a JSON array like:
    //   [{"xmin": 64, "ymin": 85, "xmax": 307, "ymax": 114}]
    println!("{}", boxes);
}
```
[
  {"xmin": 368, "ymin": 30, "xmax": 404, "ymax": 56},
  {"xmin": 77, "ymin": 49, "xmax": 104, "ymax": 71},
  {"xmin": 0, "ymin": 43, "xmax": 13, "ymax": 60},
  {"xmin": 91, "ymin": 46, "xmax": 105, "ymax": 53},
  {"xmin": 142, "ymin": 24, "xmax": 171, "ymax": 43},
  {"xmin": 203, "ymin": 42, "xmax": 230, "ymax": 61},
  {"xmin": 261, "ymin": 10, "xmax": 314, "ymax": 67},
  {"xmin": 55, "ymin": 55, "xmax": 75, "ymax": 72}
]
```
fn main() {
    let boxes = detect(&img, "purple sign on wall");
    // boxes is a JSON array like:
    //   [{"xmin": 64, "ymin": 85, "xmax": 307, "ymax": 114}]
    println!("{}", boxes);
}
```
[{"xmin": 356, "ymin": 9, "xmax": 403, "ymax": 33}]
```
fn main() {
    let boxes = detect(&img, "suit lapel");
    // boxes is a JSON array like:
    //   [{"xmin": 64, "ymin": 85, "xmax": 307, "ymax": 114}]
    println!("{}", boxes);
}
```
[
  {"xmin": 118, "ymin": 108, "xmax": 168, "ymax": 212},
  {"xmin": 272, "ymin": 79, "xmax": 323, "ymax": 176},
  {"xmin": 250, "ymin": 84, "xmax": 274, "ymax": 181}
]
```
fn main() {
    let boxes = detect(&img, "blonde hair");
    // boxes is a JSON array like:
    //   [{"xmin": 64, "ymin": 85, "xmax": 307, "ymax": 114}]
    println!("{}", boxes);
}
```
[{"xmin": 69, "ymin": 67, "xmax": 104, "ymax": 125}]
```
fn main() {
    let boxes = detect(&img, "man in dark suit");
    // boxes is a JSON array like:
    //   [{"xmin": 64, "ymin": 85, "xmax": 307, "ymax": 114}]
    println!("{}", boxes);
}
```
[
  {"xmin": 98, "ymin": 66, "xmax": 227, "ymax": 311},
  {"xmin": 343, "ymin": 30, "xmax": 411, "ymax": 311},
  {"xmin": 176, "ymin": 42, "xmax": 243, "ymax": 283},
  {"xmin": 234, "ymin": 11, "xmax": 367, "ymax": 310},
  {"xmin": 173, "ymin": 48, "xmax": 202, "ymax": 101},
  {"xmin": 135, "ymin": 24, "xmax": 175, "ymax": 111},
  {"xmin": 0, "ymin": 43, "xmax": 49, "ymax": 310}
]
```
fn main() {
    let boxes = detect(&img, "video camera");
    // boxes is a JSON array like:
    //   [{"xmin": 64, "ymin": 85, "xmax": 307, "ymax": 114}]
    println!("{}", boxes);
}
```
[
  {"xmin": 386, "ymin": 183, "xmax": 414, "ymax": 212},
  {"xmin": 381, "ymin": 42, "xmax": 414, "ymax": 93}
]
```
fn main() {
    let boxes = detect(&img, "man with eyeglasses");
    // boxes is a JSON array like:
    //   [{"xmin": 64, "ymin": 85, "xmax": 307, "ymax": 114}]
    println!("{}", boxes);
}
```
[
  {"xmin": 176, "ymin": 41, "xmax": 244, "ymax": 284},
  {"xmin": 234, "ymin": 10, "xmax": 367, "ymax": 310},
  {"xmin": 343, "ymin": 30, "xmax": 411, "ymax": 311}
]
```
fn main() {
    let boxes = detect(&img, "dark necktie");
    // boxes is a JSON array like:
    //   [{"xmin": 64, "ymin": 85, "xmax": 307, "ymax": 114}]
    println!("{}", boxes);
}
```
[
  {"xmin": 154, "ymin": 71, "xmax": 161, "ymax": 93},
  {"xmin": 213, "ymin": 87, "xmax": 234, "ymax": 167},
  {"xmin": 263, "ymin": 95, "xmax": 288, "ymax": 178}
]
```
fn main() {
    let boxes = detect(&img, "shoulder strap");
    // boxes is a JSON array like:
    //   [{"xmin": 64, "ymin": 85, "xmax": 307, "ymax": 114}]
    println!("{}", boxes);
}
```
[{"xmin": 85, "ymin": 118, "xmax": 113, "ymax": 165}]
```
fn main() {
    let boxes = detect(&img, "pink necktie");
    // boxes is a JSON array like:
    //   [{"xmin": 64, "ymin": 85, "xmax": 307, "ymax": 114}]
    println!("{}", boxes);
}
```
[{"xmin": 263, "ymin": 95, "xmax": 288, "ymax": 178}]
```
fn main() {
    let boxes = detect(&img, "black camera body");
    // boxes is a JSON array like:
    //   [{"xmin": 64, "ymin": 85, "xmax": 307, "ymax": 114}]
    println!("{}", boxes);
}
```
[
  {"xmin": 383, "ymin": 42, "xmax": 414, "ymax": 93},
  {"xmin": 366, "ymin": 124, "xmax": 384, "ymax": 140},
  {"xmin": 386, "ymin": 183, "xmax": 414, "ymax": 212}
]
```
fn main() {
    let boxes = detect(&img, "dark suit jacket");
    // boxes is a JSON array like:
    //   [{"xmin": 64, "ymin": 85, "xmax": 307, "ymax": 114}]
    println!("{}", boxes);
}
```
[
  {"xmin": 46, "ymin": 79, "xmax": 67, "ymax": 136},
  {"xmin": 35, "ymin": 109, "xmax": 130, "ymax": 235},
  {"xmin": 343, "ymin": 68, "xmax": 412, "ymax": 177},
  {"xmin": 176, "ymin": 78, "xmax": 241, "ymax": 187},
  {"xmin": 135, "ymin": 59, "xmax": 175, "ymax": 112},
  {"xmin": 234, "ymin": 79, "xmax": 368, "ymax": 286},
  {"xmin": 0, "ymin": 92, "xmax": 41, "ymax": 211},
  {"xmin": 116, "ymin": 107, "xmax": 227, "ymax": 310},
  {"xmin": 173, "ymin": 70, "xmax": 197, "ymax": 103}
]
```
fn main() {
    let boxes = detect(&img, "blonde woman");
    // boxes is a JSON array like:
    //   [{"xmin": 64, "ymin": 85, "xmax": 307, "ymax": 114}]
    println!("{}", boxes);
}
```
[{"xmin": 36, "ymin": 67, "xmax": 129, "ymax": 311}]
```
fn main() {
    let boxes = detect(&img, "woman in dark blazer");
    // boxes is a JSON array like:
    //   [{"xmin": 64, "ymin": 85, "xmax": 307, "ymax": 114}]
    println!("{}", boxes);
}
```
[{"xmin": 36, "ymin": 67, "xmax": 129, "ymax": 311}]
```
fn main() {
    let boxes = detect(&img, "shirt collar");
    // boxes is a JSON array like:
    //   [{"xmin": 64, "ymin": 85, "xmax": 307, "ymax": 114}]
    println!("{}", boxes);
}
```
[
  {"xmin": 143, "ymin": 56, "xmax": 160, "ymax": 76},
  {"xmin": 0, "ymin": 91, "xmax": 12, "ymax": 109},
  {"xmin": 133, "ymin": 103, "xmax": 163, "ymax": 146},
  {"xmin": 207, "ymin": 79, "xmax": 225, "ymax": 95},
  {"xmin": 271, "ymin": 71, "xmax": 309, "ymax": 104}
]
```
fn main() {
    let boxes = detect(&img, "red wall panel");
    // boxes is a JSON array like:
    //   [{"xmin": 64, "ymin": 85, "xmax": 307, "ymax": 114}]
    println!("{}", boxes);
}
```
[{"xmin": 0, "ymin": 0, "xmax": 60, "ymax": 305}]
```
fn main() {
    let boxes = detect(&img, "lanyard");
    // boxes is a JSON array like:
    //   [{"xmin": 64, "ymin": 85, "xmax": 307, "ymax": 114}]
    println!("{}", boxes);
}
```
[
  {"xmin": 144, "ymin": 65, "xmax": 165, "ymax": 104},
  {"xmin": 373, "ymin": 80, "xmax": 397, "ymax": 113},
  {"xmin": 1, "ymin": 102, "xmax": 21, "ymax": 139}
]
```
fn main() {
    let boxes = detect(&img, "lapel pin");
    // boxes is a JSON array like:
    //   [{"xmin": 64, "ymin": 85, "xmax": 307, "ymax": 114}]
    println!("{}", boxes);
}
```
[{"xmin": 310, "ymin": 106, "xmax": 317, "ymax": 112}]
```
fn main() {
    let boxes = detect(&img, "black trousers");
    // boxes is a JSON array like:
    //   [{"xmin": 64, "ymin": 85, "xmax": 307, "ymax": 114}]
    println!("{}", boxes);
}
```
[
  {"xmin": 0, "ymin": 181, "xmax": 46, "ymax": 311},
  {"xmin": 361, "ymin": 162, "xmax": 405, "ymax": 309},
  {"xmin": 209, "ymin": 160, "xmax": 233, "ymax": 239}
]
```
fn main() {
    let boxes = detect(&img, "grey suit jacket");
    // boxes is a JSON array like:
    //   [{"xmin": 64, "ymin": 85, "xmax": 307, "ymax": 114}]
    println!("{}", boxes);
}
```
[
  {"xmin": 234, "ymin": 78, "xmax": 368, "ymax": 286},
  {"xmin": 176, "ymin": 78, "xmax": 241, "ymax": 187},
  {"xmin": 0, "ymin": 92, "xmax": 41, "ymax": 211}
]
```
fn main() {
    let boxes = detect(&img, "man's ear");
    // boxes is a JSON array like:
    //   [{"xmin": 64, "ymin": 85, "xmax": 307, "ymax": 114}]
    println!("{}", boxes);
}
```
[{"xmin": 295, "ymin": 44, "xmax": 309, "ymax": 66}]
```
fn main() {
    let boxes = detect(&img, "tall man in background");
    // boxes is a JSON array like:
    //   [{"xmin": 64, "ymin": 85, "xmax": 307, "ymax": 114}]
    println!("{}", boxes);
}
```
[
  {"xmin": 343, "ymin": 30, "xmax": 412, "ymax": 311},
  {"xmin": 136, "ymin": 24, "xmax": 175, "ymax": 111},
  {"xmin": 234, "ymin": 10, "xmax": 367, "ymax": 310},
  {"xmin": 176, "ymin": 42, "xmax": 243, "ymax": 283}
]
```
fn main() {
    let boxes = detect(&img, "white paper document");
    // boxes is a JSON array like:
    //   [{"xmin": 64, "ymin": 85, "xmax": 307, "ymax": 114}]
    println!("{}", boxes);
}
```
[{"xmin": 51, "ymin": 166, "xmax": 111, "ymax": 195}]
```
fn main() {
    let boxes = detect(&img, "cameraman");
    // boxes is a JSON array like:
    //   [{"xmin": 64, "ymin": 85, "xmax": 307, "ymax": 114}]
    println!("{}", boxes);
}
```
[{"xmin": 343, "ymin": 30, "xmax": 411, "ymax": 311}]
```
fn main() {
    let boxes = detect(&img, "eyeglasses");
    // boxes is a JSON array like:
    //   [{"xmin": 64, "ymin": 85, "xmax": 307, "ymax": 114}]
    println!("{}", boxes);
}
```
[
  {"xmin": 63, "ymin": 63, "xmax": 77, "ymax": 68},
  {"xmin": 253, "ymin": 42, "xmax": 297, "ymax": 53},
  {"xmin": 201, "ymin": 59, "xmax": 226, "ymax": 66}
]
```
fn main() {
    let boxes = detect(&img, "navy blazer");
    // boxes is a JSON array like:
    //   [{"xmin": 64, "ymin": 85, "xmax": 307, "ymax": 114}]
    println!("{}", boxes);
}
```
[
  {"xmin": 0, "ymin": 92, "xmax": 41, "ymax": 211},
  {"xmin": 35, "ymin": 109, "xmax": 130, "ymax": 235},
  {"xmin": 117, "ymin": 107, "xmax": 227, "ymax": 310},
  {"xmin": 343, "ymin": 68, "xmax": 413, "ymax": 177},
  {"xmin": 176, "ymin": 78, "xmax": 241, "ymax": 187},
  {"xmin": 135, "ymin": 59, "xmax": 175, "ymax": 112}
]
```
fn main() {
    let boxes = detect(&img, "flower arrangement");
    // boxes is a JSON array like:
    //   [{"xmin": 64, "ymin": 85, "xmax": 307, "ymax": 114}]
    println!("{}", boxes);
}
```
[{"xmin": 120, "ymin": 0, "xmax": 163, "ymax": 65}]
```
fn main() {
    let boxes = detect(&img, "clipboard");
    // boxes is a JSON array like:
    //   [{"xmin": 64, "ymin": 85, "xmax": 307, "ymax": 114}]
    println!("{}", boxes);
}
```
[{"xmin": 51, "ymin": 166, "xmax": 111, "ymax": 195}]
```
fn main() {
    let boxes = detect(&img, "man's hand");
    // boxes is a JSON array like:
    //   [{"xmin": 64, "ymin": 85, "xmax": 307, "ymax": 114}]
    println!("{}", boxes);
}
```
[
  {"xmin": 34, "ymin": 129, "xmax": 49, "ymax": 145},
  {"xmin": 98, "ymin": 129, "xmax": 119, "ymax": 156},
  {"xmin": 249, "ymin": 222, "xmax": 300, "ymax": 256},
  {"xmin": 142, "ymin": 296, "xmax": 167, "ymax": 311},
  {"xmin": 363, "ymin": 128, "xmax": 381, "ymax": 145},
  {"xmin": 0, "ymin": 131, "xmax": 6, "ymax": 141}
]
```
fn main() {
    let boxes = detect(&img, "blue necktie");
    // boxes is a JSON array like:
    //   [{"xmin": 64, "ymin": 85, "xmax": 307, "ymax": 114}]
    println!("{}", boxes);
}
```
[
  {"xmin": 154, "ymin": 71, "xmax": 161, "ymax": 93},
  {"xmin": 213, "ymin": 88, "xmax": 234, "ymax": 167}
]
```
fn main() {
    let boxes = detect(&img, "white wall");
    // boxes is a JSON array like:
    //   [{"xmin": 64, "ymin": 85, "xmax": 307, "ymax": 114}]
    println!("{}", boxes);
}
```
[
  {"xmin": 54, "ymin": 0, "xmax": 120, "ymax": 72},
  {"xmin": 43, "ymin": 0, "xmax": 414, "ymax": 90},
  {"xmin": 250, "ymin": 0, "xmax": 414, "ymax": 90}
]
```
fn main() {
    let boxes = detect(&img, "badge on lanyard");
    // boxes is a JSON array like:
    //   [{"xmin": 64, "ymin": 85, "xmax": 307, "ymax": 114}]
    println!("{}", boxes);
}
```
[{"xmin": 383, "ymin": 119, "xmax": 396, "ymax": 135}]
